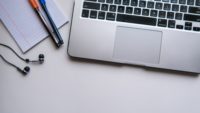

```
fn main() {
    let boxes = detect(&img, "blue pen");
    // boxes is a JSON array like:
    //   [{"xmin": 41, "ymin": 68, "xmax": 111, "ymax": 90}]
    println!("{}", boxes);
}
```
[{"xmin": 39, "ymin": 0, "xmax": 64, "ymax": 45}]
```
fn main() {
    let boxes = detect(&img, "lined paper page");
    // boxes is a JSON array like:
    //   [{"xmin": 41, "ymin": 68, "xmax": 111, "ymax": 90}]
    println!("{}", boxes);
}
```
[{"xmin": 0, "ymin": 0, "xmax": 68, "ymax": 53}]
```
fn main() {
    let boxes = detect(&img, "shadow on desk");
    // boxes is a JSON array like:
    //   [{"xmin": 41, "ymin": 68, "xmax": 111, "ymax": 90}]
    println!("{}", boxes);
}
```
[{"xmin": 68, "ymin": 56, "xmax": 199, "ymax": 78}]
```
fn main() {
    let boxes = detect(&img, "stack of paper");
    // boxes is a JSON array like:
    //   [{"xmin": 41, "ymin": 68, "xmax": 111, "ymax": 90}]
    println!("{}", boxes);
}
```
[{"xmin": 0, "ymin": 0, "xmax": 68, "ymax": 53}]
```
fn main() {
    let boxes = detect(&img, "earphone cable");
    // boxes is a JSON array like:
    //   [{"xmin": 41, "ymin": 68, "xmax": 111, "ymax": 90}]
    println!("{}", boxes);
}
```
[
  {"xmin": 0, "ymin": 43, "xmax": 26, "ymax": 62},
  {"xmin": 0, "ymin": 54, "xmax": 20, "ymax": 70}
]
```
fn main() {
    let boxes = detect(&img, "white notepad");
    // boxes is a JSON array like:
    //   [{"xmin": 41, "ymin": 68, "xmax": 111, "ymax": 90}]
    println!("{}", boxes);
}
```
[{"xmin": 0, "ymin": 0, "xmax": 68, "ymax": 53}]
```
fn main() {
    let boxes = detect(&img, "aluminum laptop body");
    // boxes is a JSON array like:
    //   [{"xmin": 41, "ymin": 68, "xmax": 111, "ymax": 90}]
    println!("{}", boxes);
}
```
[{"xmin": 68, "ymin": 0, "xmax": 200, "ymax": 73}]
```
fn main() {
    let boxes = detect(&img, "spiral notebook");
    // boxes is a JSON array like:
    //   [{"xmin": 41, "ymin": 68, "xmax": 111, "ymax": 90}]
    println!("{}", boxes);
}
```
[{"xmin": 0, "ymin": 0, "xmax": 68, "ymax": 53}]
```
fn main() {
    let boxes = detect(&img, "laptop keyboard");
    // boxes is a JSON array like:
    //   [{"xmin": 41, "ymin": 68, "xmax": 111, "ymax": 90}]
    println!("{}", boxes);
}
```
[{"xmin": 81, "ymin": 0, "xmax": 200, "ymax": 32}]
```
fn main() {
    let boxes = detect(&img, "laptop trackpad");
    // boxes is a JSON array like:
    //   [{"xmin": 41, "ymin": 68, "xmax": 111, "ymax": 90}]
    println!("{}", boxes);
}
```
[{"xmin": 113, "ymin": 27, "xmax": 162, "ymax": 64}]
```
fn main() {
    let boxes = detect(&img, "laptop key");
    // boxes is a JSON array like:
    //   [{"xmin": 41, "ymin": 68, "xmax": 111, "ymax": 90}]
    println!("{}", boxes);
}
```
[
  {"xmin": 101, "ymin": 4, "xmax": 109, "ymax": 11},
  {"xmin": 175, "ymin": 13, "xmax": 183, "ymax": 20},
  {"xmin": 115, "ymin": 0, "xmax": 122, "ymax": 4},
  {"xmin": 159, "ymin": 11, "xmax": 166, "ymax": 18},
  {"xmin": 189, "ymin": 6, "xmax": 200, "ymax": 14},
  {"xmin": 134, "ymin": 8, "xmax": 141, "ymax": 15},
  {"xmin": 179, "ymin": 0, "xmax": 186, "ymax": 4},
  {"xmin": 123, "ymin": 0, "xmax": 130, "ymax": 5},
  {"xmin": 172, "ymin": 4, "xmax": 179, "ymax": 11},
  {"xmin": 158, "ymin": 19, "xmax": 167, "ymax": 27},
  {"xmin": 185, "ymin": 26, "xmax": 192, "ymax": 30},
  {"xmin": 98, "ymin": 11, "xmax": 106, "ymax": 19},
  {"xmin": 180, "ymin": 5, "xmax": 187, "ymax": 12},
  {"xmin": 168, "ymin": 20, "xmax": 176, "ymax": 28},
  {"xmin": 171, "ymin": 0, "xmax": 178, "ymax": 3},
  {"xmin": 167, "ymin": 12, "xmax": 174, "ymax": 19},
  {"xmin": 98, "ymin": 0, "xmax": 106, "ymax": 3},
  {"xmin": 106, "ymin": 12, "xmax": 116, "ymax": 20},
  {"xmin": 126, "ymin": 7, "xmax": 133, "ymax": 14},
  {"xmin": 90, "ymin": 10, "xmax": 98, "ymax": 18},
  {"xmin": 196, "ymin": 0, "xmax": 200, "ymax": 6},
  {"xmin": 86, "ymin": 0, "xmax": 97, "ymax": 2},
  {"xmin": 164, "ymin": 3, "xmax": 171, "ymax": 10},
  {"xmin": 139, "ymin": 0, "xmax": 146, "ymax": 7},
  {"xmin": 106, "ymin": 0, "xmax": 114, "ymax": 3},
  {"xmin": 83, "ymin": 2, "xmax": 100, "ymax": 10},
  {"xmin": 142, "ymin": 9, "xmax": 150, "ymax": 16},
  {"xmin": 187, "ymin": 0, "xmax": 194, "ymax": 5},
  {"xmin": 82, "ymin": 9, "xmax": 89, "ymax": 18},
  {"xmin": 118, "ymin": 6, "xmax": 125, "ymax": 13},
  {"xmin": 117, "ymin": 14, "xmax": 157, "ymax": 26},
  {"xmin": 176, "ymin": 25, "xmax": 183, "ymax": 29},
  {"xmin": 131, "ymin": 0, "xmax": 138, "ymax": 6},
  {"xmin": 184, "ymin": 14, "xmax": 200, "ymax": 22},
  {"xmin": 193, "ymin": 27, "xmax": 200, "ymax": 31},
  {"xmin": 150, "ymin": 10, "xmax": 158, "ymax": 17},
  {"xmin": 110, "ymin": 5, "xmax": 117, "ymax": 12},
  {"xmin": 185, "ymin": 22, "xmax": 192, "ymax": 26},
  {"xmin": 155, "ymin": 2, "xmax": 163, "ymax": 9},
  {"xmin": 147, "ymin": 2, "xmax": 155, "ymax": 8}
]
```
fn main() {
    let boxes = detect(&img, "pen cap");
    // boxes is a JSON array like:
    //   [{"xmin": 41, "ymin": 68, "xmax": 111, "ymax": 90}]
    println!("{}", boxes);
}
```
[
  {"xmin": 29, "ymin": 0, "xmax": 39, "ymax": 9},
  {"xmin": 39, "ymin": 0, "xmax": 46, "ymax": 5}
]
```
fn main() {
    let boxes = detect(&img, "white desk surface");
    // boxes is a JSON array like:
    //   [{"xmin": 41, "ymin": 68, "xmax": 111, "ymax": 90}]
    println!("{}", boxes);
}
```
[{"xmin": 0, "ymin": 0, "xmax": 200, "ymax": 113}]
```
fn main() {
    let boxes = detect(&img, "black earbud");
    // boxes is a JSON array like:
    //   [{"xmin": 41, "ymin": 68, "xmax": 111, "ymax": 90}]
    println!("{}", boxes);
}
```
[
  {"xmin": 25, "ymin": 54, "xmax": 45, "ymax": 64},
  {"xmin": 0, "ymin": 43, "xmax": 44, "ymax": 75},
  {"xmin": 17, "ymin": 66, "xmax": 30, "ymax": 76}
]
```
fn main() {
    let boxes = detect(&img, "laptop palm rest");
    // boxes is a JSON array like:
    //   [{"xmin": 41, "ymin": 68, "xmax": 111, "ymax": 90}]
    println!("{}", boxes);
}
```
[{"xmin": 113, "ymin": 27, "xmax": 162, "ymax": 64}]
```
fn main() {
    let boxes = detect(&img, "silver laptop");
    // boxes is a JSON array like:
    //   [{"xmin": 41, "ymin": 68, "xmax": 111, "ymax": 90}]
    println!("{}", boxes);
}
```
[{"xmin": 68, "ymin": 0, "xmax": 200, "ymax": 73}]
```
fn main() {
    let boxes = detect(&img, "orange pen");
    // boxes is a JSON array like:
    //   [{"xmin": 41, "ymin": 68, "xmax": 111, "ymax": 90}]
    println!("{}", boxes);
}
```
[{"xmin": 29, "ymin": 0, "xmax": 61, "ymax": 47}]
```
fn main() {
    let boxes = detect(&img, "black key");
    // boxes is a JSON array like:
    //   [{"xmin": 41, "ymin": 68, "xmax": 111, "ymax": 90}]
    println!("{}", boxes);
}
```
[
  {"xmin": 98, "ymin": 0, "xmax": 106, "ymax": 3},
  {"xmin": 162, "ymin": 0, "xmax": 169, "ymax": 2},
  {"xmin": 131, "ymin": 0, "xmax": 138, "ymax": 6},
  {"xmin": 196, "ymin": 0, "xmax": 200, "ymax": 6},
  {"xmin": 83, "ymin": 2, "xmax": 101, "ymax": 10},
  {"xmin": 189, "ymin": 7, "xmax": 200, "ymax": 14},
  {"xmin": 164, "ymin": 3, "xmax": 171, "ymax": 10},
  {"xmin": 90, "ymin": 10, "xmax": 97, "ymax": 18},
  {"xmin": 155, "ymin": 2, "xmax": 163, "ymax": 9},
  {"xmin": 101, "ymin": 4, "xmax": 109, "ymax": 11},
  {"xmin": 184, "ymin": 14, "xmax": 200, "ymax": 22},
  {"xmin": 117, "ymin": 14, "xmax": 157, "ymax": 26},
  {"xmin": 115, "ymin": 0, "xmax": 122, "ymax": 4},
  {"xmin": 179, "ymin": 0, "xmax": 186, "ymax": 4},
  {"xmin": 142, "ymin": 9, "xmax": 150, "ymax": 16},
  {"xmin": 180, "ymin": 5, "xmax": 187, "ymax": 12},
  {"xmin": 167, "ymin": 12, "xmax": 174, "ymax": 19},
  {"xmin": 106, "ymin": 0, "xmax": 114, "ymax": 3},
  {"xmin": 82, "ymin": 10, "xmax": 89, "ymax": 18},
  {"xmin": 193, "ymin": 27, "xmax": 200, "ymax": 31},
  {"xmin": 126, "ymin": 7, "xmax": 133, "ymax": 14},
  {"xmin": 155, "ymin": 0, "xmax": 161, "ymax": 1},
  {"xmin": 187, "ymin": 0, "xmax": 194, "ymax": 5},
  {"xmin": 159, "ymin": 11, "xmax": 166, "ymax": 18},
  {"xmin": 147, "ymin": 2, "xmax": 155, "ymax": 8},
  {"xmin": 171, "ymin": 0, "xmax": 178, "ymax": 3},
  {"xmin": 168, "ymin": 20, "xmax": 176, "ymax": 28},
  {"xmin": 185, "ymin": 22, "xmax": 192, "ymax": 26},
  {"xmin": 118, "ymin": 6, "xmax": 125, "ymax": 13},
  {"xmin": 175, "ymin": 13, "xmax": 183, "ymax": 20},
  {"xmin": 150, "ymin": 10, "xmax": 158, "ymax": 17},
  {"xmin": 176, "ymin": 25, "xmax": 183, "ymax": 29},
  {"xmin": 98, "ymin": 11, "xmax": 106, "ymax": 19},
  {"xmin": 123, "ymin": 0, "xmax": 130, "ymax": 5},
  {"xmin": 110, "ymin": 5, "xmax": 117, "ymax": 12},
  {"xmin": 185, "ymin": 26, "xmax": 192, "ymax": 30},
  {"xmin": 134, "ymin": 8, "xmax": 141, "ymax": 15},
  {"xmin": 158, "ymin": 19, "xmax": 167, "ymax": 27},
  {"xmin": 106, "ymin": 12, "xmax": 116, "ymax": 20},
  {"xmin": 139, "ymin": 1, "xmax": 146, "ymax": 7},
  {"xmin": 86, "ymin": 0, "xmax": 97, "ymax": 2},
  {"xmin": 172, "ymin": 4, "xmax": 179, "ymax": 11}
]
